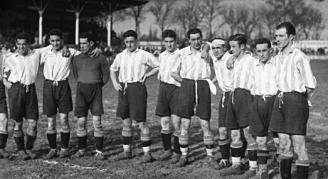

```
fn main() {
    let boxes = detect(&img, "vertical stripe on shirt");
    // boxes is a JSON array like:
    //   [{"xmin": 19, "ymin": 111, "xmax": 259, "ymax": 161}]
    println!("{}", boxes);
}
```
[{"xmin": 275, "ymin": 48, "xmax": 316, "ymax": 93}]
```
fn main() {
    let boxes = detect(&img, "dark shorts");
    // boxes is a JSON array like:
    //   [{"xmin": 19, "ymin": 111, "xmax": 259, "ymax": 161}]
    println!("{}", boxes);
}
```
[
  {"xmin": 177, "ymin": 79, "xmax": 211, "ymax": 121},
  {"xmin": 117, "ymin": 82, "xmax": 147, "ymax": 122},
  {"xmin": 8, "ymin": 83, "xmax": 38, "ymax": 121},
  {"xmin": 226, "ymin": 88, "xmax": 253, "ymax": 130},
  {"xmin": 74, "ymin": 83, "xmax": 103, "ymax": 117},
  {"xmin": 218, "ymin": 92, "xmax": 231, "ymax": 128},
  {"xmin": 0, "ymin": 82, "xmax": 7, "ymax": 114},
  {"xmin": 43, "ymin": 79, "xmax": 73, "ymax": 117},
  {"xmin": 250, "ymin": 95, "xmax": 275, "ymax": 137},
  {"xmin": 155, "ymin": 82, "xmax": 180, "ymax": 117},
  {"xmin": 269, "ymin": 91, "xmax": 309, "ymax": 135}
]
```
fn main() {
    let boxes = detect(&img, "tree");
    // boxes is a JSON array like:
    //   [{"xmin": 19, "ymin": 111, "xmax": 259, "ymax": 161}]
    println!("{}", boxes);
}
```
[
  {"xmin": 199, "ymin": 0, "xmax": 223, "ymax": 39},
  {"xmin": 148, "ymin": 0, "xmax": 176, "ymax": 33},
  {"xmin": 236, "ymin": 8, "xmax": 261, "ymax": 39},
  {"xmin": 264, "ymin": 0, "xmax": 325, "ymax": 39},
  {"xmin": 173, "ymin": 0, "xmax": 205, "ymax": 36},
  {"xmin": 121, "ymin": 4, "xmax": 147, "ymax": 35},
  {"xmin": 219, "ymin": 5, "xmax": 242, "ymax": 36}
]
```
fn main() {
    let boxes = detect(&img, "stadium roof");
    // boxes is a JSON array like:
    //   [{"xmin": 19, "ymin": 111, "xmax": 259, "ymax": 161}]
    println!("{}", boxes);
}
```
[
  {"xmin": 1, "ymin": 0, "xmax": 149, "ymax": 45},
  {"xmin": 2, "ymin": 0, "xmax": 148, "ymax": 18}
]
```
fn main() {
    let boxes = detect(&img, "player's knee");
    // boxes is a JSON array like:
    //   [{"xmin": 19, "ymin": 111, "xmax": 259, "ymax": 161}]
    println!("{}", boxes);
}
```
[
  {"xmin": 77, "ymin": 118, "xmax": 87, "ymax": 137},
  {"xmin": 161, "ymin": 119, "xmax": 171, "ymax": 131},
  {"xmin": 231, "ymin": 130, "xmax": 240, "ymax": 141},
  {"xmin": 219, "ymin": 127, "xmax": 228, "ymax": 138},
  {"xmin": 256, "ymin": 138, "xmax": 267, "ymax": 150},
  {"xmin": 60, "ymin": 118, "xmax": 70, "ymax": 133},
  {"xmin": 47, "ymin": 118, "xmax": 56, "ymax": 133},
  {"xmin": 0, "ymin": 117, "xmax": 8, "ymax": 133},
  {"xmin": 27, "ymin": 120, "xmax": 37, "ymax": 136}
]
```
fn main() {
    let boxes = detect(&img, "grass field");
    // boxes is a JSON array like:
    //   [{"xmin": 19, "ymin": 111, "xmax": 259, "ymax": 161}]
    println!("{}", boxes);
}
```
[{"xmin": 0, "ymin": 60, "xmax": 327, "ymax": 179}]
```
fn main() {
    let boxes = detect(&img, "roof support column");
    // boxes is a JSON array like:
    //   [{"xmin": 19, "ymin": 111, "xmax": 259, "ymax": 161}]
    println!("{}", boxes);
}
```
[
  {"xmin": 106, "ymin": 13, "xmax": 112, "ymax": 47},
  {"xmin": 75, "ymin": 12, "xmax": 80, "ymax": 45},
  {"xmin": 38, "ymin": 10, "xmax": 43, "ymax": 45}
]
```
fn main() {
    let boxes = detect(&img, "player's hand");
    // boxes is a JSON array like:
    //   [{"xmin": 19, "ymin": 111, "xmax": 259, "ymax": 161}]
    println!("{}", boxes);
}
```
[
  {"xmin": 89, "ymin": 48, "xmax": 102, "ymax": 58},
  {"xmin": 113, "ymin": 82, "xmax": 122, "ymax": 91},
  {"xmin": 62, "ymin": 46, "xmax": 71, "ymax": 57},
  {"xmin": 3, "ymin": 80, "xmax": 12, "ymax": 89},
  {"xmin": 226, "ymin": 56, "xmax": 235, "ymax": 70},
  {"xmin": 201, "ymin": 43, "xmax": 211, "ymax": 59},
  {"xmin": 141, "ymin": 74, "xmax": 148, "ymax": 83}
]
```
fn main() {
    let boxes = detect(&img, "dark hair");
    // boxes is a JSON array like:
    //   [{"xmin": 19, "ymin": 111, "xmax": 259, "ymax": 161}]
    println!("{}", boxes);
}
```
[
  {"xmin": 162, "ymin": 29, "xmax": 177, "ymax": 40},
  {"xmin": 255, "ymin": 38, "xmax": 271, "ymax": 48},
  {"xmin": 16, "ymin": 32, "xmax": 31, "ymax": 43},
  {"xmin": 123, "ymin": 30, "xmax": 138, "ymax": 39},
  {"xmin": 229, "ymin": 34, "xmax": 246, "ymax": 46},
  {"xmin": 49, "ymin": 28, "xmax": 63, "ymax": 38},
  {"xmin": 276, "ymin": 22, "xmax": 296, "ymax": 36},
  {"xmin": 187, "ymin": 28, "xmax": 202, "ymax": 39},
  {"xmin": 80, "ymin": 32, "xmax": 96, "ymax": 43}
]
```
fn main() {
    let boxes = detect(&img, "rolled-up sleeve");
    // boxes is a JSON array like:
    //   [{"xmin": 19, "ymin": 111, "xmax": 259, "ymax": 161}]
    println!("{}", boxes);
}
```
[
  {"xmin": 145, "ymin": 52, "xmax": 159, "ymax": 68},
  {"xmin": 110, "ymin": 54, "xmax": 120, "ymax": 72},
  {"xmin": 297, "ymin": 54, "xmax": 317, "ymax": 89}
]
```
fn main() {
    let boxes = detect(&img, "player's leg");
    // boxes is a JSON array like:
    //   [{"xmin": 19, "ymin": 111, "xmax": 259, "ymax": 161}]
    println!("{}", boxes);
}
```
[
  {"xmin": 175, "ymin": 118, "xmax": 190, "ymax": 167},
  {"xmin": 171, "ymin": 114, "xmax": 181, "ymax": 164},
  {"xmin": 292, "ymin": 135, "xmax": 309, "ymax": 179},
  {"xmin": 59, "ymin": 113, "xmax": 70, "ymax": 158},
  {"xmin": 138, "ymin": 121, "xmax": 153, "ymax": 163},
  {"xmin": 45, "ymin": 115, "xmax": 58, "ymax": 159},
  {"xmin": 278, "ymin": 133, "xmax": 293, "ymax": 179},
  {"xmin": 159, "ymin": 116, "xmax": 172, "ymax": 160},
  {"xmin": 93, "ymin": 115, "xmax": 105, "ymax": 160}
]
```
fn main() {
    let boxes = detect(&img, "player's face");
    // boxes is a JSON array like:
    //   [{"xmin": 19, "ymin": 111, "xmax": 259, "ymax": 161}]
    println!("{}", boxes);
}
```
[
  {"xmin": 163, "ymin": 37, "xmax": 176, "ymax": 52},
  {"xmin": 124, "ymin": 36, "xmax": 138, "ymax": 52},
  {"xmin": 275, "ymin": 28, "xmax": 293, "ymax": 49},
  {"xmin": 229, "ymin": 40, "xmax": 244, "ymax": 58},
  {"xmin": 189, "ymin": 33, "xmax": 202, "ymax": 50},
  {"xmin": 16, "ymin": 39, "xmax": 29, "ymax": 55},
  {"xmin": 212, "ymin": 44, "xmax": 225, "ymax": 58},
  {"xmin": 256, "ymin": 43, "xmax": 270, "ymax": 63},
  {"xmin": 49, "ymin": 35, "xmax": 63, "ymax": 51},
  {"xmin": 79, "ymin": 38, "xmax": 92, "ymax": 53}
]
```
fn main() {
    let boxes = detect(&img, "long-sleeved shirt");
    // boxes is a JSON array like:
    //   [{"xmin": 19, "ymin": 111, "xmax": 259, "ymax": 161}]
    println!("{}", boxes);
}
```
[
  {"xmin": 158, "ymin": 49, "xmax": 181, "ymax": 87},
  {"xmin": 72, "ymin": 53, "xmax": 109, "ymax": 85},
  {"xmin": 251, "ymin": 58, "xmax": 277, "ymax": 96},
  {"xmin": 110, "ymin": 48, "xmax": 159, "ymax": 83},
  {"xmin": 274, "ymin": 47, "xmax": 316, "ymax": 93},
  {"xmin": 212, "ymin": 52, "xmax": 234, "ymax": 92},
  {"xmin": 172, "ymin": 46, "xmax": 211, "ymax": 80}
]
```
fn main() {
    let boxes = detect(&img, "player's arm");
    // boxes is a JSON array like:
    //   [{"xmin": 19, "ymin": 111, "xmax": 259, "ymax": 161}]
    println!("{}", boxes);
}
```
[
  {"xmin": 297, "ymin": 54, "xmax": 317, "ymax": 98},
  {"xmin": 71, "ymin": 57, "xmax": 78, "ymax": 80},
  {"xmin": 110, "ymin": 55, "xmax": 122, "ymax": 91},
  {"xmin": 142, "ymin": 53, "xmax": 159, "ymax": 82},
  {"xmin": 1, "ymin": 56, "xmax": 12, "ymax": 89},
  {"xmin": 100, "ymin": 56, "xmax": 110, "ymax": 86}
]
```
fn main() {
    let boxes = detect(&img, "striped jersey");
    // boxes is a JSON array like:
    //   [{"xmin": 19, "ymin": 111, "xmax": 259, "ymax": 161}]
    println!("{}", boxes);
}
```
[
  {"xmin": 110, "ymin": 48, "xmax": 159, "ymax": 83},
  {"xmin": 232, "ymin": 53, "xmax": 256, "ymax": 91},
  {"xmin": 251, "ymin": 58, "xmax": 278, "ymax": 96},
  {"xmin": 172, "ymin": 46, "xmax": 211, "ymax": 80},
  {"xmin": 274, "ymin": 48, "xmax": 316, "ymax": 93},
  {"xmin": 212, "ymin": 52, "xmax": 233, "ymax": 92},
  {"xmin": 158, "ymin": 49, "xmax": 181, "ymax": 87}
]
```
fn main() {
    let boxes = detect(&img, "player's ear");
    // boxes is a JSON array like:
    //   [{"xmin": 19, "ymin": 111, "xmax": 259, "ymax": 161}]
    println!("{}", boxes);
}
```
[{"xmin": 90, "ymin": 41, "xmax": 95, "ymax": 47}]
